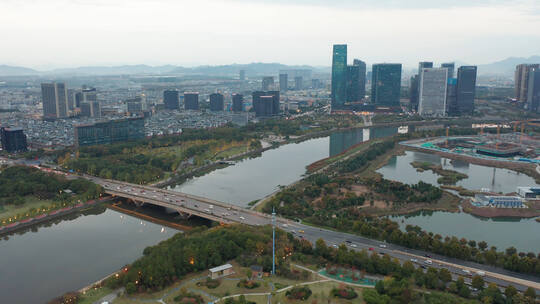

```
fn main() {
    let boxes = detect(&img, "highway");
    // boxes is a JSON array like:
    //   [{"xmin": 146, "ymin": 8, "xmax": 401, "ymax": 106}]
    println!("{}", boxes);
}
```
[
  {"xmin": 2, "ymin": 159, "xmax": 539, "ymax": 294},
  {"xmin": 86, "ymin": 176, "xmax": 540, "ymax": 294}
]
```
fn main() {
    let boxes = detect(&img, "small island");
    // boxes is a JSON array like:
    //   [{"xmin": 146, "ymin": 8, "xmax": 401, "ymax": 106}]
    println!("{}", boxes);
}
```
[{"xmin": 410, "ymin": 161, "xmax": 468, "ymax": 185}]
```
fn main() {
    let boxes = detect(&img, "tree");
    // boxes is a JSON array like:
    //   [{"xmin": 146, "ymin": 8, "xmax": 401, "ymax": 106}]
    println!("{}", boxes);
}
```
[
  {"xmin": 478, "ymin": 241, "xmax": 488, "ymax": 251},
  {"xmin": 471, "ymin": 275, "xmax": 485, "ymax": 290},
  {"xmin": 438, "ymin": 268, "xmax": 452, "ymax": 284},
  {"xmin": 524, "ymin": 287, "xmax": 537, "ymax": 299},
  {"xmin": 504, "ymin": 285, "xmax": 517, "ymax": 300}
]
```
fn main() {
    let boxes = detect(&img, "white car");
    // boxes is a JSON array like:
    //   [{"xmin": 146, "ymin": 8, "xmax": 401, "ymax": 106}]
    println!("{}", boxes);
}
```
[
  {"xmin": 462, "ymin": 269, "xmax": 471, "ymax": 275},
  {"xmin": 239, "ymin": 216, "xmax": 245, "ymax": 220},
  {"xmin": 379, "ymin": 244, "xmax": 387, "ymax": 248},
  {"xmin": 209, "ymin": 205, "xmax": 214, "ymax": 209},
  {"xmin": 425, "ymin": 260, "xmax": 433, "ymax": 265},
  {"xmin": 350, "ymin": 244, "xmax": 358, "ymax": 248},
  {"xmin": 476, "ymin": 271, "xmax": 485, "ymax": 277},
  {"xmin": 410, "ymin": 258, "xmax": 418, "ymax": 263}
]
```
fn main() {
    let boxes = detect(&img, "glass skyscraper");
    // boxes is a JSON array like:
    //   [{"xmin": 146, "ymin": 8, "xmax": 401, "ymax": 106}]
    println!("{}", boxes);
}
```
[
  {"xmin": 353, "ymin": 59, "xmax": 367, "ymax": 99},
  {"xmin": 331, "ymin": 44, "xmax": 347, "ymax": 110},
  {"xmin": 346, "ymin": 65, "xmax": 360, "ymax": 102},
  {"xmin": 371, "ymin": 63, "xmax": 402, "ymax": 106},
  {"xmin": 456, "ymin": 66, "xmax": 477, "ymax": 115}
]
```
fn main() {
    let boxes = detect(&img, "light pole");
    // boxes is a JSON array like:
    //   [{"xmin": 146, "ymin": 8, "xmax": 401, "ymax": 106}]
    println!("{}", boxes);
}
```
[{"xmin": 272, "ymin": 207, "xmax": 276, "ymax": 275}]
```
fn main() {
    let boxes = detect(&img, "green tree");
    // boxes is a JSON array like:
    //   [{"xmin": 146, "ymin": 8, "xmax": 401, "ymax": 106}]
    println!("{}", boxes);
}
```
[
  {"xmin": 504, "ymin": 285, "xmax": 517, "ymax": 300},
  {"xmin": 471, "ymin": 275, "xmax": 485, "ymax": 290},
  {"xmin": 524, "ymin": 287, "xmax": 537, "ymax": 299},
  {"xmin": 438, "ymin": 268, "xmax": 452, "ymax": 284}
]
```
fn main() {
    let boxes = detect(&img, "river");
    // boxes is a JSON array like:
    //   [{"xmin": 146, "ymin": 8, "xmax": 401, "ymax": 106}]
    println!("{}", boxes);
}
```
[{"xmin": 0, "ymin": 207, "xmax": 177, "ymax": 304}]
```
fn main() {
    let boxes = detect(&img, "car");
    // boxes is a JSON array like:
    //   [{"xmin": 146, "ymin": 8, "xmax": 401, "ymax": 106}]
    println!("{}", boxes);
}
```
[
  {"xmin": 204, "ymin": 209, "xmax": 210, "ymax": 212},
  {"xmin": 420, "ymin": 265, "xmax": 427, "ymax": 269},
  {"xmin": 425, "ymin": 260, "xmax": 433, "ymax": 265},
  {"xmin": 239, "ymin": 216, "xmax": 245, "ymax": 220},
  {"xmin": 424, "ymin": 254, "xmax": 431, "ymax": 258},
  {"xmin": 379, "ymin": 244, "xmax": 387, "ymax": 248},
  {"xmin": 282, "ymin": 224, "xmax": 288, "ymax": 228},
  {"xmin": 476, "ymin": 271, "xmax": 485, "ymax": 277},
  {"xmin": 209, "ymin": 205, "xmax": 214, "ymax": 209},
  {"xmin": 410, "ymin": 258, "xmax": 418, "ymax": 263},
  {"xmin": 462, "ymin": 269, "xmax": 471, "ymax": 275},
  {"xmin": 368, "ymin": 247, "xmax": 374, "ymax": 251},
  {"xmin": 298, "ymin": 230, "xmax": 305, "ymax": 233},
  {"xmin": 332, "ymin": 244, "xmax": 338, "ymax": 248},
  {"xmin": 345, "ymin": 240, "xmax": 352, "ymax": 244},
  {"xmin": 350, "ymin": 244, "xmax": 358, "ymax": 248}
]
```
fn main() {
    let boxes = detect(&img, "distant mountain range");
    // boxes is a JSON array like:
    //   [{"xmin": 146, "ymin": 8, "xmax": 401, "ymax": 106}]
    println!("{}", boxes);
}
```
[
  {"xmin": 0, "ymin": 56, "xmax": 539, "ymax": 77},
  {"xmin": 0, "ymin": 63, "xmax": 327, "ymax": 77}
]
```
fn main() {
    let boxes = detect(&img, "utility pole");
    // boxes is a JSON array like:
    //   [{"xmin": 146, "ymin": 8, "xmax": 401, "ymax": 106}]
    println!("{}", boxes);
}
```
[{"xmin": 272, "ymin": 207, "xmax": 276, "ymax": 275}]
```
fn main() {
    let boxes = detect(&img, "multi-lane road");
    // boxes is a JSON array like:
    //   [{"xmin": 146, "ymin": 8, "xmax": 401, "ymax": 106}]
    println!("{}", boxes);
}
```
[
  {"xmin": 2, "ymin": 158, "xmax": 539, "ymax": 294},
  {"xmin": 87, "ymin": 176, "xmax": 540, "ymax": 293}
]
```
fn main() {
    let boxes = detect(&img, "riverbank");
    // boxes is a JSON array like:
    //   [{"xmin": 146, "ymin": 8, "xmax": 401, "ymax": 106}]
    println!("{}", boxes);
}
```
[
  {"xmin": 462, "ymin": 200, "xmax": 540, "ymax": 219},
  {"xmin": 0, "ymin": 196, "xmax": 112, "ymax": 237}
]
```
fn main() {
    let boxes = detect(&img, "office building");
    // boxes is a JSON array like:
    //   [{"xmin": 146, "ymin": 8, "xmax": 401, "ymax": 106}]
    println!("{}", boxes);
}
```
[
  {"xmin": 409, "ymin": 75, "xmax": 419, "ymax": 111},
  {"xmin": 331, "ymin": 44, "xmax": 347, "ymax": 110},
  {"xmin": 80, "ymin": 101, "xmax": 101, "ymax": 118},
  {"xmin": 74, "ymin": 91, "xmax": 83, "ymax": 108},
  {"xmin": 441, "ymin": 62, "xmax": 455, "ymax": 79},
  {"xmin": 184, "ymin": 92, "xmax": 199, "ymax": 110},
  {"xmin": 74, "ymin": 117, "xmax": 145, "ymax": 147},
  {"xmin": 312, "ymin": 79, "xmax": 322, "ymax": 89},
  {"xmin": 279, "ymin": 74, "xmax": 288, "ymax": 92},
  {"xmin": 371, "ymin": 63, "xmax": 402, "ymax": 106},
  {"xmin": 515, "ymin": 64, "xmax": 540, "ymax": 102},
  {"xmin": 0, "ymin": 127, "xmax": 27, "ymax": 153},
  {"xmin": 418, "ymin": 68, "xmax": 448, "ymax": 117},
  {"xmin": 232, "ymin": 94, "xmax": 244, "ymax": 112},
  {"xmin": 294, "ymin": 76, "xmax": 303, "ymax": 90},
  {"xmin": 418, "ymin": 62, "xmax": 433, "ymax": 74},
  {"xmin": 353, "ymin": 59, "xmax": 367, "ymax": 99},
  {"xmin": 41, "ymin": 82, "xmax": 68, "ymax": 119},
  {"xmin": 278, "ymin": 69, "xmax": 312, "ymax": 81},
  {"xmin": 262, "ymin": 76, "xmax": 274, "ymax": 91},
  {"xmin": 527, "ymin": 67, "xmax": 540, "ymax": 113},
  {"xmin": 456, "ymin": 66, "xmax": 477, "ymax": 115},
  {"xmin": 209, "ymin": 93, "xmax": 224, "ymax": 111},
  {"xmin": 126, "ymin": 96, "xmax": 144, "ymax": 114},
  {"xmin": 163, "ymin": 90, "xmax": 180, "ymax": 110},
  {"xmin": 446, "ymin": 78, "xmax": 458, "ymax": 115},
  {"xmin": 252, "ymin": 91, "xmax": 279, "ymax": 117},
  {"xmin": 346, "ymin": 65, "xmax": 360, "ymax": 102},
  {"xmin": 239, "ymin": 70, "xmax": 246, "ymax": 81}
]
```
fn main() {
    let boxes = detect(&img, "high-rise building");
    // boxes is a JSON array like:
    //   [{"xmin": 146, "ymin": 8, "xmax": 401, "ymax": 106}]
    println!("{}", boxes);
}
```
[
  {"xmin": 232, "ymin": 94, "xmax": 244, "ymax": 112},
  {"xmin": 527, "ymin": 67, "xmax": 540, "ymax": 113},
  {"xmin": 446, "ymin": 78, "xmax": 458, "ymax": 115},
  {"xmin": 331, "ymin": 44, "xmax": 347, "ymax": 110},
  {"xmin": 294, "ymin": 76, "xmax": 303, "ymax": 90},
  {"xmin": 515, "ymin": 64, "xmax": 540, "ymax": 102},
  {"xmin": 418, "ymin": 62, "xmax": 433, "ymax": 75},
  {"xmin": 311, "ymin": 79, "xmax": 322, "ymax": 89},
  {"xmin": 209, "ymin": 93, "xmax": 224, "ymax": 111},
  {"xmin": 163, "ymin": 90, "xmax": 180, "ymax": 110},
  {"xmin": 252, "ymin": 91, "xmax": 279, "ymax": 117},
  {"xmin": 409, "ymin": 75, "xmax": 419, "ymax": 111},
  {"xmin": 371, "ymin": 63, "xmax": 402, "ymax": 106},
  {"xmin": 74, "ymin": 117, "xmax": 145, "ymax": 147},
  {"xmin": 456, "ymin": 66, "xmax": 478, "ymax": 115},
  {"xmin": 81, "ymin": 101, "xmax": 101, "ymax": 118},
  {"xmin": 418, "ymin": 68, "xmax": 448, "ymax": 117},
  {"xmin": 184, "ymin": 92, "xmax": 199, "ymax": 110},
  {"xmin": 0, "ymin": 127, "xmax": 27, "ymax": 153},
  {"xmin": 441, "ymin": 62, "xmax": 455, "ymax": 79},
  {"xmin": 239, "ymin": 70, "xmax": 246, "ymax": 81},
  {"xmin": 279, "ymin": 74, "xmax": 288, "ymax": 92},
  {"xmin": 41, "ymin": 82, "xmax": 69, "ymax": 119},
  {"xmin": 262, "ymin": 76, "xmax": 274, "ymax": 91},
  {"xmin": 346, "ymin": 65, "xmax": 360, "ymax": 102},
  {"xmin": 353, "ymin": 59, "xmax": 367, "ymax": 100},
  {"xmin": 75, "ymin": 91, "xmax": 83, "ymax": 108}
]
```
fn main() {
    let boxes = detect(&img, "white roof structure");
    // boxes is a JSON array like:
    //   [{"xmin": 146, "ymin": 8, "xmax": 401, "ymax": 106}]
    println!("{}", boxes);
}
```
[{"xmin": 209, "ymin": 264, "xmax": 233, "ymax": 273}]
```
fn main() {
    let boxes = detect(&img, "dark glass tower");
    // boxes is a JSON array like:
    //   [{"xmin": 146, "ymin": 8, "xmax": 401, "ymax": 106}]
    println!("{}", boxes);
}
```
[
  {"xmin": 209, "ymin": 93, "xmax": 224, "ymax": 111},
  {"xmin": 232, "ymin": 94, "xmax": 244, "ymax": 112},
  {"xmin": 353, "ymin": 59, "xmax": 367, "ymax": 99},
  {"xmin": 456, "ymin": 66, "xmax": 477, "ymax": 115},
  {"xmin": 184, "ymin": 92, "xmax": 199, "ymax": 110},
  {"xmin": 346, "ymin": 65, "xmax": 360, "ymax": 102},
  {"xmin": 441, "ymin": 62, "xmax": 455, "ymax": 79},
  {"xmin": 279, "ymin": 74, "xmax": 288, "ymax": 92},
  {"xmin": 371, "ymin": 63, "xmax": 402, "ymax": 106},
  {"xmin": 527, "ymin": 68, "xmax": 540, "ymax": 113},
  {"xmin": 331, "ymin": 44, "xmax": 347, "ymax": 110},
  {"xmin": 163, "ymin": 90, "xmax": 179, "ymax": 110},
  {"xmin": 409, "ymin": 75, "xmax": 419, "ymax": 111}
]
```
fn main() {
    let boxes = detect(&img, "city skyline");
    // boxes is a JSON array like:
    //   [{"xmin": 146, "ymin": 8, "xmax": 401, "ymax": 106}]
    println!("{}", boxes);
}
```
[{"xmin": 1, "ymin": 0, "xmax": 540, "ymax": 69}]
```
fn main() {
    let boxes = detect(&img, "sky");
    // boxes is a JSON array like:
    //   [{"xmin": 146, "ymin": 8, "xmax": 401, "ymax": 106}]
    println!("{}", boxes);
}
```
[{"xmin": 1, "ymin": 0, "xmax": 540, "ymax": 69}]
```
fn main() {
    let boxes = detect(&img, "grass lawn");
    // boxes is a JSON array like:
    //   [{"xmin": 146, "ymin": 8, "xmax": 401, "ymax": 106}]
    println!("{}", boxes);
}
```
[
  {"xmin": 0, "ymin": 196, "xmax": 57, "ymax": 225},
  {"xmin": 77, "ymin": 286, "xmax": 114, "ymax": 304},
  {"xmin": 271, "ymin": 281, "xmax": 365, "ymax": 304}
]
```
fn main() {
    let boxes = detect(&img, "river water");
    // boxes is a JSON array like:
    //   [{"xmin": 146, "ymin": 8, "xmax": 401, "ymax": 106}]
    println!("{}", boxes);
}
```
[
  {"xmin": 2, "ymin": 125, "xmax": 538, "ymax": 303},
  {"xmin": 0, "ymin": 208, "xmax": 176, "ymax": 304}
]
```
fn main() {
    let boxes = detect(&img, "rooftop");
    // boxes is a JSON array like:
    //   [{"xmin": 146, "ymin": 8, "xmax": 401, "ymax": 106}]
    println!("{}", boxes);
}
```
[{"xmin": 209, "ymin": 263, "xmax": 233, "ymax": 273}]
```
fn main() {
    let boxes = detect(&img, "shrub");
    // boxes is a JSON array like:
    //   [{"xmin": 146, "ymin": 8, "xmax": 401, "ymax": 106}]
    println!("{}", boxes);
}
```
[
  {"xmin": 286, "ymin": 286, "xmax": 312, "ymax": 300},
  {"xmin": 331, "ymin": 286, "xmax": 358, "ymax": 299},
  {"xmin": 237, "ymin": 279, "xmax": 260, "ymax": 289}
]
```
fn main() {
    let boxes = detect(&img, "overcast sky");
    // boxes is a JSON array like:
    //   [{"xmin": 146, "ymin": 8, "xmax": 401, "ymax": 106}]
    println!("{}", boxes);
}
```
[{"xmin": 1, "ymin": 0, "xmax": 539, "ymax": 69}]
